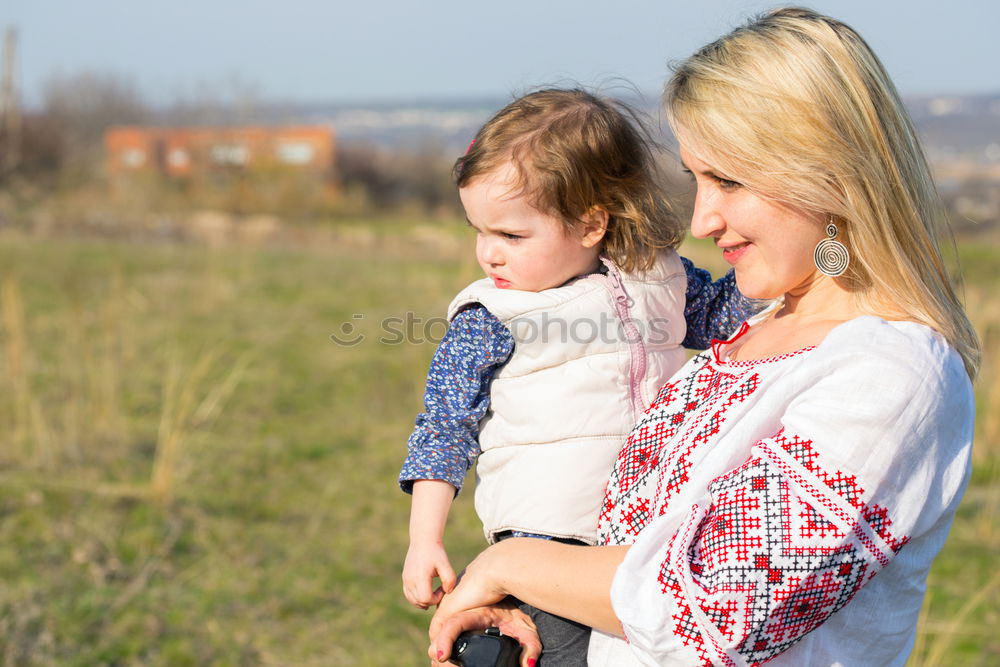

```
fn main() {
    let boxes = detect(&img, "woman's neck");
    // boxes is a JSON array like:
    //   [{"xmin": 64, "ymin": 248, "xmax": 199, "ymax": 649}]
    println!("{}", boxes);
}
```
[
  {"xmin": 727, "ymin": 277, "xmax": 862, "ymax": 362},
  {"xmin": 778, "ymin": 274, "xmax": 861, "ymax": 323}
]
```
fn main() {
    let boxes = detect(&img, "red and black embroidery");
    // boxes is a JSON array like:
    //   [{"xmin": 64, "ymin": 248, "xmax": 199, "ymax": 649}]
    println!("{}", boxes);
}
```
[
  {"xmin": 596, "ymin": 327, "xmax": 942, "ymax": 664},
  {"xmin": 766, "ymin": 430, "xmax": 907, "ymax": 566},
  {"xmin": 600, "ymin": 353, "xmax": 762, "ymax": 545},
  {"xmin": 651, "ymin": 432, "xmax": 910, "ymax": 665}
]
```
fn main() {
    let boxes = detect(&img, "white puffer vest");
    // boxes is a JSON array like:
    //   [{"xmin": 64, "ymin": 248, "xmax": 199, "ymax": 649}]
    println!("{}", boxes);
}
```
[{"xmin": 447, "ymin": 251, "xmax": 688, "ymax": 544}]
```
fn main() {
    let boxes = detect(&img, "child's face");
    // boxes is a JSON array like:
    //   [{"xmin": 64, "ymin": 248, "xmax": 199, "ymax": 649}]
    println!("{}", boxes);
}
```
[{"xmin": 460, "ymin": 163, "xmax": 605, "ymax": 292}]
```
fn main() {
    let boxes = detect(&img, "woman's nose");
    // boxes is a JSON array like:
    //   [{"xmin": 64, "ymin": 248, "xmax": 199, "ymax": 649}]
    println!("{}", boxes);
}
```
[{"xmin": 689, "ymin": 189, "xmax": 725, "ymax": 239}]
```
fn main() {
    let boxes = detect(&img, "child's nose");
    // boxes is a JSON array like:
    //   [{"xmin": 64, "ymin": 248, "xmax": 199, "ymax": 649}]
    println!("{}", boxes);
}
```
[{"xmin": 479, "ymin": 237, "xmax": 503, "ymax": 265}]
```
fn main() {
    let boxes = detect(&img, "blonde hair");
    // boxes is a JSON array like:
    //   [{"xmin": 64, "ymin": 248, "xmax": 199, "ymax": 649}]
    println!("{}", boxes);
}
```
[
  {"xmin": 456, "ymin": 88, "xmax": 682, "ymax": 272},
  {"xmin": 665, "ymin": 7, "xmax": 980, "ymax": 377}
]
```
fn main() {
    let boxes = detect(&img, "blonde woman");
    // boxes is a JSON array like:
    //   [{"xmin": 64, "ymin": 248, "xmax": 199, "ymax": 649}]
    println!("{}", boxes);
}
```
[{"xmin": 427, "ymin": 8, "xmax": 979, "ymax": 667}]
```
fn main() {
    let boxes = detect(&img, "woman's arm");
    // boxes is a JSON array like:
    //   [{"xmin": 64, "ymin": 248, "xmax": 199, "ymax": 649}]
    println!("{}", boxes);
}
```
[
  {"xmin": 430, "ymin": 539, "xmax": 631, "ymax": 641},
  {"xmin": 603, "ymin": 320, "xmax": 975, "ymax": 664}
]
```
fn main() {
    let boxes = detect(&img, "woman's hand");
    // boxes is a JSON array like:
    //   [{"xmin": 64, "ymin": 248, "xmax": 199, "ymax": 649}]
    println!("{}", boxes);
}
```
[
  {"xmin": 428, "ymin": 541, "xmax": 542, "ymax": 665},
  {"xmin": 428, "ymin": 600, "xmax": 542, "ymax": 667},
  {"xmin": 430, "ymin": 537, "xmax": 627, "ymax": 642},
  {"xmin": 429, "ymin": 541, "xmax": 510, "ymax": 638}
]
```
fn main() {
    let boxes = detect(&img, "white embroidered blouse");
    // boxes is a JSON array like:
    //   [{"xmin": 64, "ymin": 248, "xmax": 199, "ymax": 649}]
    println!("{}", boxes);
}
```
[{"xmin": 588, "ymin": 316, "xmax": 974, "ymax": 667}]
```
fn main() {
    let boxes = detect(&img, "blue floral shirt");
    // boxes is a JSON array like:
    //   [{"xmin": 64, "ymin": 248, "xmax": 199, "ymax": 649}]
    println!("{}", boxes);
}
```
[{"xmin": 398, "ymin": 257, "xmax": 755, "ymax": 493}]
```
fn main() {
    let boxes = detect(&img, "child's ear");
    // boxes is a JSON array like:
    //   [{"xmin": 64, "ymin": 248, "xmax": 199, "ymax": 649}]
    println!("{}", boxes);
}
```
[{"xmin": 579, "ymin": 206, "xmax": 609, "ymax": 248}]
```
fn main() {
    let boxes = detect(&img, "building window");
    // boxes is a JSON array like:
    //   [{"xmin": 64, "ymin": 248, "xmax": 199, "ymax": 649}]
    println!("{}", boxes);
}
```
[
  {"xmin": 210, "ymin": 144, "xmax": 249, "ymax": 165},
  {"xmin": 121, "ymin": 148, "xmax": 146, "ymax": 168},
  {"xmin": 276, "ymin": 142, "xmax": 316, "ymax": 165},
  {"xmin": 167, "ymin": 148, "xmax": 191, "ymax": 169}
]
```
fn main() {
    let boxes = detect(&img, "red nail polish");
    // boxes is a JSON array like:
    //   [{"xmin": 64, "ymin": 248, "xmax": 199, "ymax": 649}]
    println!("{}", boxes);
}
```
[
  {"xmin": 437, "ymin": 650, "xmax": 444, "ymax": 660},
  {"xmin": 527, "ymin": 659, "xmax": 537, "ymax": 667}
]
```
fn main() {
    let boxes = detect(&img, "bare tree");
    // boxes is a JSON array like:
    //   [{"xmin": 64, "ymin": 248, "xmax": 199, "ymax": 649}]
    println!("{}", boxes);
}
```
[
  {"xmin": 39, "ymin": 71, "xmax": 149, "ymax": 177},
  {"xmin": 0, "ymin": 27, "xmax": 21, "ymax": 179}
]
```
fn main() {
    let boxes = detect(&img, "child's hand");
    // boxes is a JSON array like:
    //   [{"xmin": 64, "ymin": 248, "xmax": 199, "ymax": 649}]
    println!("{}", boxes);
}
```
[
  {"xmin": 404, "ymin": 479, "xmax": 457, "ymax": 608},
  {"xmin": 402, "ymin": 540, "xmax": 456, "ymax": 609}
]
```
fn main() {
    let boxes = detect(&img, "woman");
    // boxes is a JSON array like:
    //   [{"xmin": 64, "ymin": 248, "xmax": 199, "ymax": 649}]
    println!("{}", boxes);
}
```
[{"xmin": 429, "ymin": 8, "xmax": 979, "ymax": 666}]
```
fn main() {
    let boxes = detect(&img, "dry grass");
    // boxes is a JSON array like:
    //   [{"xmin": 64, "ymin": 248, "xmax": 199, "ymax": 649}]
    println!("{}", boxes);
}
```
[{"xmin": 0, "ymin": 228, "xmax": 994, "ymax": 665}]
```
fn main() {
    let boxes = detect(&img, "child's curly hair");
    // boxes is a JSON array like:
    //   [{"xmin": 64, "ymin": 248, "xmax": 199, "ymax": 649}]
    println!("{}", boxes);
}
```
[{"xmin": 455, "ymin": 88, "xmax": 682, "ymax": 273}]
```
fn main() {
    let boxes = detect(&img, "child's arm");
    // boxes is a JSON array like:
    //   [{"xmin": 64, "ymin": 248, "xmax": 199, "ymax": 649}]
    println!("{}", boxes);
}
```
[
  {"xmin": 680, "ymin": 256, "xmax": 761, "ymax": 349},
  {"xmin": 404, "ymin": 479, "xmax": 458, "ymax": 608},
  {"xmin": 398, "ymin": 304, "xmax": 514, "ymax": 607}
]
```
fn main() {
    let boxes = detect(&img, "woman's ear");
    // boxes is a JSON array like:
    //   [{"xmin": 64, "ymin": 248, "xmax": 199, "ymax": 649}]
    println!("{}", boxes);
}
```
[{"xmin": 579, "ymin": 206, "xmax": 609, "ymax": 248}]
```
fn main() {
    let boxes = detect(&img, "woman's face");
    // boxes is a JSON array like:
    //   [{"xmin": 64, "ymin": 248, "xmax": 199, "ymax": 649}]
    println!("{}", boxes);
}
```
[{"xmin": 680, "ymin": 145, "xmax": 827, "ymax": 301}]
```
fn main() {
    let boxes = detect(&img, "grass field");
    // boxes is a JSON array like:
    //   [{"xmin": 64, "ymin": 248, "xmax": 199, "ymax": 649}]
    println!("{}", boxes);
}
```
[{"xmin": 0, "ymin": 226, "xmax": 996, "ymax": 665}]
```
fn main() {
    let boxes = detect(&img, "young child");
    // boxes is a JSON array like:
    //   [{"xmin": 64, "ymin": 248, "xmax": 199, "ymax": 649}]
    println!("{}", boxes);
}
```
[{"xmin": 398, "ymin": 89, "xmax": 752, "ymax": 663}]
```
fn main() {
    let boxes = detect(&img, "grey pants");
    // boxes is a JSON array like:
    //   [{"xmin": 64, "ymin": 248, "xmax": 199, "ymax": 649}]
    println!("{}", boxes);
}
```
[
  {"xmin": 494, "ymin": 532, "xmax": 591, "ymax": 665},
  {"xmin": 515, "ymin": 599, "xmax": 590, "ymax": 666}
]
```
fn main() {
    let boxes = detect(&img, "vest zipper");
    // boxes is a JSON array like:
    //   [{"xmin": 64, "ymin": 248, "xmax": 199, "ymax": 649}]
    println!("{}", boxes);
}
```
[{"xmin": 601, "ymin": 259, "xmax": 648, "ymax": 420}]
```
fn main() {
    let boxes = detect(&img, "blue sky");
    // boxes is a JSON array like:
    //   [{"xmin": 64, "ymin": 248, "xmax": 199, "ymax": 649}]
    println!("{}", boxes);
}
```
[{"xmin": 3, "ymin": 0, "xmax": 998, "ymax": 106}]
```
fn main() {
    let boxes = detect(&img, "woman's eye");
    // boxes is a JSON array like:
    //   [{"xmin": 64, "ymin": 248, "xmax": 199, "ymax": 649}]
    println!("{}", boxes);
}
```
[{"xmin": 717, "ymin": 177, "xmax": 742, "ymax": 191}]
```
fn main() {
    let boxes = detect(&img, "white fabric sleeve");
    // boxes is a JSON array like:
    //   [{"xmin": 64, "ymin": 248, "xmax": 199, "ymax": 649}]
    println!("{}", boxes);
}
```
[{"xmin": 609, "ymin": 320, "xmax": 974, "ymax": 666}]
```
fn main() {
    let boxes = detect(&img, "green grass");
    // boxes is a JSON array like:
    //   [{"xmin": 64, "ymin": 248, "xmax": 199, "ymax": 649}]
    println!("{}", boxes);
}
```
[{"xmin": 0, "ymin": 228, "xmax": 996, "ymax": 665}]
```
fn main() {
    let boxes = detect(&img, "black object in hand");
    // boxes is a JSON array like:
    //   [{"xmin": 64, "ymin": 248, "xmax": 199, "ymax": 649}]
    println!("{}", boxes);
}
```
[{"xmin": 449, "ymin": 627, "xmax": 522, "ymax": 667}]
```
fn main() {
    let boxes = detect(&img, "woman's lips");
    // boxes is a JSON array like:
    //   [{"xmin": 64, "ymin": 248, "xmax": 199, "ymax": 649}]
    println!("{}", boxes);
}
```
[{"xmin": 721, "ymin": 242, "xmax": 751, "ymax": 265}]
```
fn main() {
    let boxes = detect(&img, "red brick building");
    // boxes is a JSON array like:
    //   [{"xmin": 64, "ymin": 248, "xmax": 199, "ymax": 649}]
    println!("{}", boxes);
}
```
[{"xmin": 105, "ymin": 125, "xmax": 335, "ymax": 178}]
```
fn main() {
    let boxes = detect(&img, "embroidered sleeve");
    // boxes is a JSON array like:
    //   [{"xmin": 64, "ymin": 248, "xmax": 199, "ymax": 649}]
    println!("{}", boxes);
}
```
[
  {"xmin": 609, "ymin": 326, "xmax": 974, "ymax": 665},
  {"xmin": 649, "ymin": 430, "xmax": 903, "ymax": 666},
  {"xmin": 398, "ymin": 304, "xmax": 514, "ymax": 494},
  {"xmin": 680, "ymin": 256, "xmax": 756, "ymax": 350}
]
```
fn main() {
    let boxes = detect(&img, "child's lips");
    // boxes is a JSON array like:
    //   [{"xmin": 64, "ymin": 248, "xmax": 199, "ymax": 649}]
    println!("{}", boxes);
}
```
[{"xmin": 491, "ymin": 276, "xmax": 512, "ymax": 289}]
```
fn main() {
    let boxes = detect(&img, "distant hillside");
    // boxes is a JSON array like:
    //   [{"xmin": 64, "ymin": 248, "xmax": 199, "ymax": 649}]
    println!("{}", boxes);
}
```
[
  {"xmin": 906, "ymin": 93, "xmax": 1000, "ymax": 158},
  {"xmin": 182, "ymin": 92, "xmax": 999, "ymax": 163}
]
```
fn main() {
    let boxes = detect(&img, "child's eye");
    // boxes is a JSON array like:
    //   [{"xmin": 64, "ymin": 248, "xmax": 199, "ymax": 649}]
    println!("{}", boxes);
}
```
[{"xmin": 501, "ymin": 232, "xmax": 522, "ymax": 240}]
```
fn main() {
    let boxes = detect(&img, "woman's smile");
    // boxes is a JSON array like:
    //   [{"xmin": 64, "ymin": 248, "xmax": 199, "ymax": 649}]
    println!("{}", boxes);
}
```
[{"xmin": 719, "ymin": 241, "xmax": 752, "ymax": 265}]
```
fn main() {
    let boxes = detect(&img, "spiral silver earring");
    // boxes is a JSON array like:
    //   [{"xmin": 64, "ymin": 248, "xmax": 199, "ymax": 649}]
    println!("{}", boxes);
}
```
[{"xmin": 813, "ymin": 220, "xmax": 849, "ymax": 277}]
